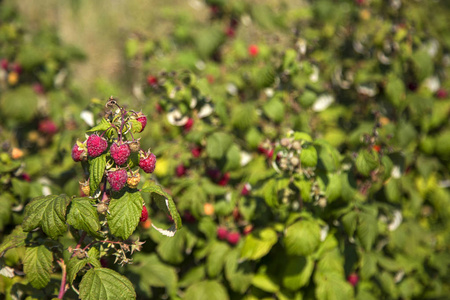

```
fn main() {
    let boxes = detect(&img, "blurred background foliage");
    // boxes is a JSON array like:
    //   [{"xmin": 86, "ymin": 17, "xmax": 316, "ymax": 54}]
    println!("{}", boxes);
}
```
[{"xmin": 1, "ymin": 0, "xmax": 450, "ymax": 299}]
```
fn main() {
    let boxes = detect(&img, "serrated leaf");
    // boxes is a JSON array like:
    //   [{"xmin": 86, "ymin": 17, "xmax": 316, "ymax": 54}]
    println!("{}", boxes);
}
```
[
  {"xmin": 141, "ymin": 180, "xmax": 182, "ymax": 233},
  {"xmin": 207, "ymin": 241, "xmax": 230, "ymax": 277},
  {"xmin": 240, "ymin": 228, "xmax": 278, "ymax": 260},
  {"xmin": 284, "ymin": 220, "xmax": 321, "ymax": 256},
  {"xmin": 341, "ymin": 211, "xmax": 357, "ymax": 237},
  {"xmin": 224, "ymin": 144, "xmax": 241, "ymax": 171},
  {"xmin": 79, "ymin": 268, "xmax": 136, "ymax": 300},
  {"xmin": 301, "ymin": 145, "xmax": 318, "ymax": 168},
  {"xmin": 356, "ymin": 149, "xmax": 378, "ymax": 177},
  {"xmin": 184, "ymin": 280, "xmax": 229, "ymax": 300},
  {"xmin": 67, "ymin": 256, "xmax": 88, "ymax": 285},
  {"xmin": 357, "ymin": 212, "xmax": 378, "ymax": 251},
  {"xmin": 225, "ymin": 248, "xmax": 254, "ymax": 293},
  {"xmin": 87, "ymin": 247, "xmax": 101, "ymax": 268},
  {"xmin": 89, "ymin": 155, "xmax": 106, "ymax": 195},
  {"xmin": 67, "ymin": 197, "xmax": 101, "ymax": 238},
  {"xmin": 206, "ymin": 132, "xmax": 233, "ymax": 159},
  {"xmin": 24, "ymin": 245, "xmax": 53, "ymax": 289},
  {"xmin": 86, "ymin": 118, "xmax": 111, "ymax": 133},
  {"xmin": 129, "ymin": 119, "xmax": 142, "ymax": 134},
  {"xmin": 107, "ymin": 190, "xmax": 142, "ymax": 240},
  {"xmin": 315, "ymin": 140, "xmax": 341, "ymax": 172},
  {"xmin": 263, "ymin": 97, "xmax": 285, "ymax": 122},
  {"xmin": 22, "ymin": 194, "xmax": 70, "ymax": 239},
  {"xmin": 282, "ymin": 256, "xmax": 314, "ymax": 290},
  {"xmin": 325, "ymin": 173, "xmax": 341, "ymax": 202},
  {"xmin": 0, "ymin": 226, "xmax": 28, "ymax": 257},
  {"xmin": 360, "ymin": 252, "xmax": 377, "ymax": 280},
  {"xmin": 156, "ymin": 228, "xmax": 185, "ymax": 264},
  {"xmin": 315, "ymin": 272, "xmax": 354, "ymax": 300},
  {"xmin": 385, "ymin": 74, "xmax": 405, "ymax": 107}
]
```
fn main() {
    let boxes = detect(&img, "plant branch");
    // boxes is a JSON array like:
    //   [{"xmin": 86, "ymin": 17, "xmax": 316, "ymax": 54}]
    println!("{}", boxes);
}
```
[{"xmin": 57, "ymin": 259, "xmax": 67, "ymax": 299}]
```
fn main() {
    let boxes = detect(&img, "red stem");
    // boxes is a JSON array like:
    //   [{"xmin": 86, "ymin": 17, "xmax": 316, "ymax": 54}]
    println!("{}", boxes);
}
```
[{"xmin": 57, "ymin": 259, "xmax": 67, "ymax": 299}]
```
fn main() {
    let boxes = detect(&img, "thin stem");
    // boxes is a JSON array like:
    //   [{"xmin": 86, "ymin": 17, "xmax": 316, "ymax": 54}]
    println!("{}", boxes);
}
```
[{"xmin": 57, "ymin": 259, "xmax": 67, "ymax": 299}]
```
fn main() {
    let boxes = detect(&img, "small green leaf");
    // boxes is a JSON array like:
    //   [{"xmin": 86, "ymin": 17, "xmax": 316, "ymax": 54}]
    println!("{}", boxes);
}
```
[
  {"xmin": 89, "ymin": 155, "xmax": 106, "ymax": 195},
  {"xmin": 0, "ymin": 226, "xmax": 28, "ymax": 257},
  {"xmin": 207, "ymin": 241, "xmax": 230, "ymax": 278},
  {"xmin": 315, "ymin": 272, "xmax": 354, "ymax": 300},
  {"xmin": 86, "ymin": 118, "xmax": 111, "ymax": 133},
  {"xmin": 184, "ymin": 280, "xmax": 229, "ymax": 300},
  {"xmin": 156, "ymin": 228, "xmax": 185, "ymax": 264},
  {"xmin": 67, "ymin": 256, "xmax": 88, "ymax": 285},
  {"xmin": 385, "ymin": 73, "xmax": 405, "ymax": 107},
  {"xmin": 360, "ymin": 252, "xmax": 377, "ymax": 280},
  {"xmin": 252, "ymin": 273, "xmax": 279, "ymax": 293},
  {"xmin": 141, "ymin": 180, "xmax": 182, "ymax": 233},
  {"xmin": 24, "ymin": 245, "xmax": 53, "ymax": 289},
  {"xmin": 129, "ymin": 119, "xmax": 142, "ymax": 134},
  {"xmin": 67, "ymin": 197, "xmax": 101, "ymax": 238},
  {"xmin": 284, "ymin": 220, "xmax": 321, "ymax": 256},
  {"xmin": 301, "ymin": 144, "xmax": 318, "ymax": 168},
  {"xmin": 79, "ymin": 268, "xmax": 136, "ymax": 300},
  {"xmin": 22, "ymin": 194, "xmax": 70, "ymax": 239},
  {"xmin": 325, "ymin": 173, "xmax": 341, "ymax": 202},
  {"xmin": 357, "ymin": 212, "xmax": 378, "ymax": 251},
  {"xmin": 206, "ymin": 132, "xmax": 233, "ymax": 159},
  {"xmin": 341, "ymin": 211, "xmax": 357, "ymax": 237},
  {"xmin": 355, "ymin": 149, "xmax": 378, "ymax": 177},
  {"xmin": 282, "ymin": 256, "xmax": 314, "ymax": 290},
  {"xmin": 225, "ymin": 248, "xmax": 254, "ymax": 293},
  {"xmin": 107, "ymin": 190, "xmax": 142, "ymax": 240},
  {"xmin": 240, "ymin": 228, "xmax": 278, "ymax": 260},
  {"xmin": 263, "ymin": 97, "xmax": 285, "ymax": 123}
]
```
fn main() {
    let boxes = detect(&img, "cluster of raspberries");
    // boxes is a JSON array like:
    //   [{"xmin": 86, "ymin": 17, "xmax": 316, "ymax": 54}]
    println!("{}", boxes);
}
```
[{"xmin": 71, "ymin": 113, "xmax": 156, "ymax": 192}]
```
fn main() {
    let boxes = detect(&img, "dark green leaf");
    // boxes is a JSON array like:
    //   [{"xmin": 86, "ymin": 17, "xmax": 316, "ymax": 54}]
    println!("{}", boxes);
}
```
[
  {"xmin": 67, "ymin": 256, "xmax": 88, "ymax": 285},
  {"xmin": 67, "ymin": 197, "xmax": 101, "ymax": 238},
  {"xmin": 207, "ymin": 241, "xmax": 230, "ymax": 277},
  {"xmin": 89, "ymin": 155, "xmax": 106, "ymax": 195},
  {"xmin": 357, "ymin": 212, "xmax": 378, "ymax": 251},
  {"xmin": 0, "ymin": 226, "xmax": 28, "ymax": 257},
  {"xmin": 284, "ymin": 220, "xmax": 321, "ymax": 256},
  {"xmin": 356, "ymin": 149, "xmax": 378, "ymax": 176},
  {"xmin": 282, "ymin": 256, "xmax": 314, "ymax": 290},
  {"xmin": 107, "ymin": 190, "xmax": 142, "ymax": 240}
]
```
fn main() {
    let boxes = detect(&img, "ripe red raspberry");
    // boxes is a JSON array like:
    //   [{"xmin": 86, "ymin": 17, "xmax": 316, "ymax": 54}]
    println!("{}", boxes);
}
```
[
  {"xmin": 1, "ymin": 58, "xmax": 9, "ymax": 70},
  {"xmin": 72, "ymin": 143, "xmax": 86, "ymax": 162},
  {"xmin": 227, "ymin": 232, "xmax": 241, "ymax": 245},
  {"xmin": 436, "ymin": 88, "xmax": 448, "ymax": 99},
  {"xmin": 218, "ymin": 172, "xmax": 230, "ymax": 186},
  {"xmin": 110, "ymin": 142, "xmax": 131, "ymax": 166},
  {"xmin": 136, "ymin": 113, "xmax": 147, "ymax": 133},
  {"xmin": 248, "ymin": 45, "xmax": 259, "ymax": 57},
  {"xmin": 38, "ymin": 119, "xmax": 58, "ymax": 135},
  {"xmin": 217, "ymin": 227, "xmax": 228, "ymax": 240},
  {"xmin": 175, "ymin": 164, "xmax": 186, "ymax": 177},
  {"xmin": 139, "ymin": 150, "xmax": 156, "ymax": 173},
  {"xmin": 140, "ymin": 205, "xmax": 148, "ymax": 223},
  {"xmin": 183, "ymin": 118, "xmax": 194, "ymax": 131},
  {"xmin": 191, "ymin": 146, "xmax": 202, "ymax": 158},
  {"xmin": 107, "ymin": 169, "xmax": 128, "ymax": 192},
  {"xmin": 87, "ymin": 134, "xmax": 108, "ymax": 158},
  {"xmin": 241, "ymin": 183, "xmax": 251, "ymax": 196},
  {"xmin": 347, "ymin": 273, "xmax": 359, "ymax": 287},
  {"xmin": 147, "ymin": 75, "xmax": 158, "ymax": 86}
]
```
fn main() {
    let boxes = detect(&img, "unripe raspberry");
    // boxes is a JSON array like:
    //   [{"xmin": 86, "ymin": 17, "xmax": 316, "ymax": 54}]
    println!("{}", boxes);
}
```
[
  {"xmin": 141, "ymin": 218, "xmax": 152, "ymax": 229},
  {"xmin": 110, "ymin": 142, "xmax": 131, "ymax": 166},
  {"xmin": 75, "ymin": 250, "xmax": 87, "ymax": 260},
  {"xmin": 243, "ymin": 224, "xmax": 253, "ymax": 235},
  {"xmin": 87, "ymin": 134, "xmax": 108, "ymax": 158},
  {"xmin": 8, "ymin": 72, "xmax": 19, "ymax": 85},
  {"xmin": 227, "ymin": 232, "xmax": 241, "ymax": 245},
  {"xmin": 72, "ymin": 143, "xmax": 86, "ymax": 162},
  {"xmin": 11, "ymin": 147, "xmax": 24, "ymax": 160},
  {"xmin": 107, "ymin": 169, "xmax": 128, "ymax": 192},
  {"xmin": 203, "ymin": 203, "xmax": 214, "ymax": 216},
  {"xmin": 97, "ymin": 202, "xmax": 108, "ymax": 214},
  {"xmin": 129, "ymin": 140, "xmax": 141, "ymax": 153},
  {"xmin": 79, "ymin": 180, "xmax": 90, "ymax": 196},
  {"xmin": 136, "ymin": 113, "xmax": 147, "ymax": 133},
  {"xmin": 127, "ymin": 171, "xmax": 141, "ymax": 189},
  {"xmin": 217, "ymin": 227, "xmax": 228, "ymax": 240},
  {"xmin": 140, "ymin": 205, "xmax": 148, "ymax": 223},
  {"xmin": 139, "ymin": 150, "xmax": 156, "ymax": 173}
]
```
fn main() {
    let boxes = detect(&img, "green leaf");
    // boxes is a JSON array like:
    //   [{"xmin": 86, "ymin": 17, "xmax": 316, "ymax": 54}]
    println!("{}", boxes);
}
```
[
  {"xmin": 435, "ymin": 130, "xmax": 450, "ymax": 159},
  {"xmin": 315, "ymin": 272, "xmax": 354, "ymax": 300},
  {"xmin": 86, "ymin": 118, "xmax": 111, "ymax": 133},
  {"xmin": 252, "ymin": 273, "xmax": 279, "ymax": 293},
  {"xmin": 0, "ymin": 226, "xmax": 28, "ymax": 257},
  {"xmin": 315, "ymin": 140, "xmax": 341, "ymax": 172},
  {"xmin": 67, "ymin": 256, "xmax": 88, "ymax": 285},
  {"xmin": 22, "ymin": 194, "xmax": 70, "ymax": 239},
  {"xmin": 341, "ymin": 211, "xmax": 357, "ymax": 237},
  {"xmin": 89, "ymin": 155, "xmax": 106, "ymax": 195},
  {"xmin": 231, "ymin": 103, "xmax": 257, "ymax": 130},
  {"xmin": 207, "ymin": 241, "xmax": 230, "ymax": 277},
  {"xmin": 87, "ymin": 247, "xmax": 101, "ymax": 268},
  {"xmin": 300, "ymin": 144, "xmax": 318, "ymax": 168},
  {"xmin": 129, "ymin": 119, "xmax": 142, "ymax": 134},
  {"xmin": 141, "ymin": 180, "xmax": 182, "ymax": 233},
  {"xmin": 224, "ymin": 144, "xmax": 241, "ymax": 171},
  {"xmin": 107, "ymin": 190, "xmax": 142, "ymax": 240},
  {"xmin": 184, "ymin": 280, "xmax": 229, "ymax": 300},
  {"xmin": 284, "ymin": 220, "xmax": 321, "ymax": 256},
  {"xmin": 240, "ymin": 228, "xmax": 278, "ymax": 260},
  {"xmin": 263, "ymin": 98, "xmax": 285, "ymax": 123},
  {"xmin": 282, "ymin": 256, "xmax": 314, "ymax": 290},
  {"xmin": 357, "ymin": 212, "xmax": 378, "ymax": 251},
  {"xmin": 385, "ymin": 73, "xmax": 405, "ymax": 107},
  {"xmin": 79, "ymin": 268, "xmax": 136, "ymax": 300},
  {"xmin": 412, "ymin": 50, "xmax": 433, "ymax": 81},
  {"xmin": 377, "ymin": 271, "xmax": 398, "ymax": 299},
  {"xmin": 206, "ymin": 132, "xmax": 233, "ymax": 159},
  {"xmin": 355, "ymin": 149, "xmax": 378, "ymax": 177},
  {"xmin": 325, "ymin": 173, "xmax": 341, "ymax": 202},
  {"xmin": 179, "ymin": 265, "xmax": 205, "ymax": 288},
  {"xmin": 24, "ymin": 245, "xmax": 53, "ymax": 289},
  {"xmin": 0, "ymin": 87, "xmax": 38, "ymax": 123},
  {"xmin": 225, "ymin": 248, "xmax": 254, "ymax": 293},
  {"xmin": 67, "ymin": 197, "xmax": 101, "ymax": 238},
  {"xmin": 156, "ymin": 228, "xmax": 185, "ymax": 264},
  {"xmin": 360, "ymin": 252, "xmax": 377, "ymax": 280},
  {"xmin": 295, "ymin": 179, "xmax": 312, "ymax": 202}
]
